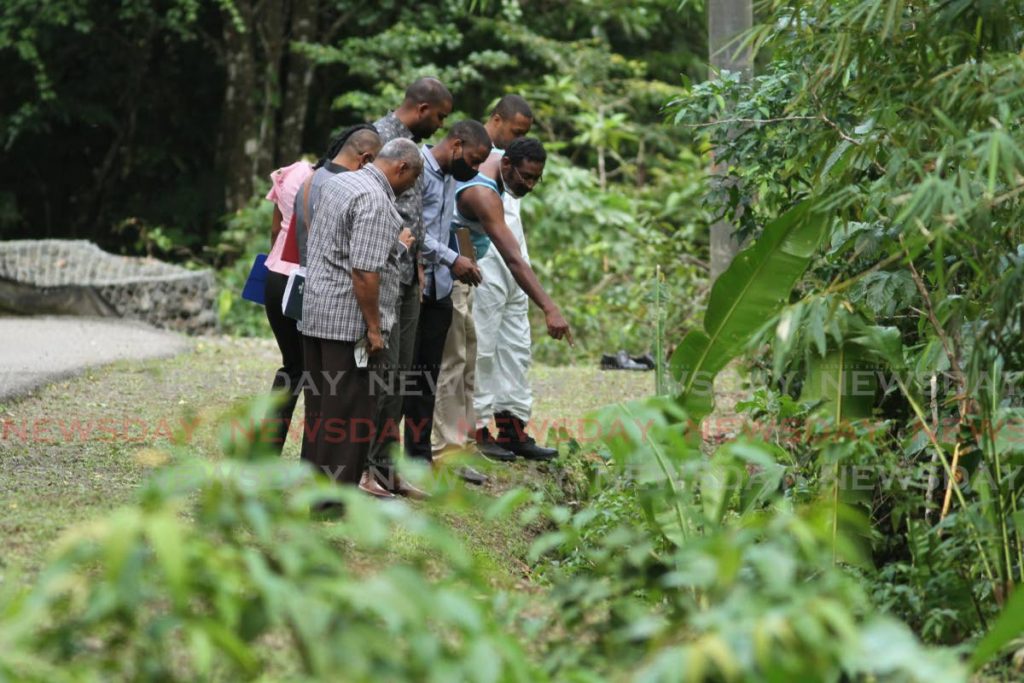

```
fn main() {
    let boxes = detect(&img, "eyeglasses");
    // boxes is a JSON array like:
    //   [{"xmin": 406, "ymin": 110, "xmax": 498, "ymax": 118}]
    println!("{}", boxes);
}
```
[{"xmin": 510, "ymin": 164, "xmax": 543, "ymax": 187}]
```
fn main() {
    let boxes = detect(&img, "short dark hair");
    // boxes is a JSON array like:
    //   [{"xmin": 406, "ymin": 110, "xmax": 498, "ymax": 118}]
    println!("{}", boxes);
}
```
[
  {"xmin": 446, "ymin": 120, "xmax": 491, "ymax": 151},
  {"xmin": 404, "ymin": 77, "xmax": 453, "ymax": 107},
  {"xmin": 491, "ymin": 94, "xmax": 533, "ymax": 121},
  {"xmin": 506, "ymin": 137, "xmax": 546, "ymax": 166},
  {"xmin": 342, "ymin": 128, "xmax": 382, "ymax": 155},
  {"xmin": 317, "ymin": 124, "xmax": 378, "ymax": 169}
]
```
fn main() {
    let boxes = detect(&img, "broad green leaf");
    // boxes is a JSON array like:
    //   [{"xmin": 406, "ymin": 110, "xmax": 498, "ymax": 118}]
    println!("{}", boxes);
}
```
[
  {"xmin": 672, "ymin": 201, "xmax": 829, "ymax": 419},
  {"xmin": 801, "ymin": 343, "xmax": 879, "ymax": 420},
  {"xmin": 971, "ymin": 582, "xmax": 1024, "ymax": 669},
  {"xmin": 700, "ymin": 457, "xmax": 738, "ymax": 528}
]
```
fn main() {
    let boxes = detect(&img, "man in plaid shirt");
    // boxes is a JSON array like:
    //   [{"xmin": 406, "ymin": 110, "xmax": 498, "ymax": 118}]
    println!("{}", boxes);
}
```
[{"xmin": 301, "ymin": 138, "xmax": 423, "ymax": 502}]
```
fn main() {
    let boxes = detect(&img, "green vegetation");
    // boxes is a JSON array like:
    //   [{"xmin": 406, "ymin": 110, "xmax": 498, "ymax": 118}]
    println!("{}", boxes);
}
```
[{"xmin": 3, "ymin": 0, "xmax": 1024, "ymax": 679}]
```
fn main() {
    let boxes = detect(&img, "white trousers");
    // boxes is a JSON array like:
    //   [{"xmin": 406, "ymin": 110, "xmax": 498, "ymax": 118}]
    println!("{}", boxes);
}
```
[{"xmin": 473, "ymin": 194, "xmax": 533, "ymax": 426}]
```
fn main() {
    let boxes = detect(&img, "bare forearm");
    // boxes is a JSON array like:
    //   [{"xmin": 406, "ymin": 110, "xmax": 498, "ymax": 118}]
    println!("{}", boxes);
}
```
[
  {"xmin": 352, "ymin": 270, "xmax": 381, "ymax": 334},
  {"xmin": 464, "ymin": 186, "xmax": 559, "ymax": 312}
]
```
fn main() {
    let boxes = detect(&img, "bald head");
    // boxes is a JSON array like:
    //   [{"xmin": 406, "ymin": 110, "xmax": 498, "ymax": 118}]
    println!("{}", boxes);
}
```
[
  {"xmin": 374, "ymin": 138, "xmax": 423, "ymax": 196},
  {"xmin": 396, "ymin": 77, "xmax": 454, "ymax": 141}
]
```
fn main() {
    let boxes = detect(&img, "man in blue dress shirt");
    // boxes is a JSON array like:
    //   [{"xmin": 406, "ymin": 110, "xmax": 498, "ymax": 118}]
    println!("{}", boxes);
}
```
[{"xmin": 398, "ymin": 120, "xmax": 492, "ymax": 470}]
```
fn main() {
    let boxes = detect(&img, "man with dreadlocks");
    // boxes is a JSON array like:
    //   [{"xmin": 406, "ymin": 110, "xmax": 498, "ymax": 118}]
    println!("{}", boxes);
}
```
[{"xmin": 263, "ymin": 125, "xmax": 401, "ymax": 462}]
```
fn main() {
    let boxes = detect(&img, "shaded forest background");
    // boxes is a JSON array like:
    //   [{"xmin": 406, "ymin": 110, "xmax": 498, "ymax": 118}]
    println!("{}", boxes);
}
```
[{"xmin": 2, "ymin": 0, "xmax": 711, "ymax": 359}]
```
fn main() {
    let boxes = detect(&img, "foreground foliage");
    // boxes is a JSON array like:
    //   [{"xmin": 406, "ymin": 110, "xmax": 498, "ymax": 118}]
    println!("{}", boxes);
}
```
[{"xmin": 0, "ymin": 397, "xmax": 967, "ymax": 682}]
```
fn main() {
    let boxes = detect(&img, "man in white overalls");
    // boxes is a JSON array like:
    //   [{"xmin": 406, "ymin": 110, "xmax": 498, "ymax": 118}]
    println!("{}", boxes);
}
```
[
  {"xmin": 472, "ymin": 188, "xmax": 556, "ymax": 460},
  {"xmin": 448, "ymin": 136, "xmax": 571, "ymax": 462}
]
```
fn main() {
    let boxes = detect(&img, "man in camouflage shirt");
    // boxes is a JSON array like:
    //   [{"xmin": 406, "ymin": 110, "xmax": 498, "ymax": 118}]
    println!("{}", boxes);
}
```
[{"xmin": 369, "ymin": 77, "xmax": 453, "ymax": 478}]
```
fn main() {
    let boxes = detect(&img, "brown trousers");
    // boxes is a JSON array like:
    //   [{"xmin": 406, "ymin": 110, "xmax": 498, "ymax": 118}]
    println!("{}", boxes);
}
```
[{"xmin": 302, "ymin": 336, "xmax": 376, "ymax": 485}]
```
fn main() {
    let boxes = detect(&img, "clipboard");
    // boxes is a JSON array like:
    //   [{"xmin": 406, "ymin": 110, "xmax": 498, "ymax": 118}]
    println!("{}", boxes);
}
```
[{"xmin": 453, "ymin": 227, "xmax": 476, "ymax": 263}]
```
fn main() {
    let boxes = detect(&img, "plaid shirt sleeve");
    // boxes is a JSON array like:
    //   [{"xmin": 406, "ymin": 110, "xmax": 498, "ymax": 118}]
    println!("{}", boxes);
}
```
[{"xmin": 350, "ymin": 192, "xmax": 398, "ymax": 272}]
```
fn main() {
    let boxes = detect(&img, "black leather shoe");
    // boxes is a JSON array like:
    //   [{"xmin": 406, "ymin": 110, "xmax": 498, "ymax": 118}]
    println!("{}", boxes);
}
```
[
  {"xmin": 509, "ymin": 439, "xmax": 558, "ymax": 461},
  {"xmin": 474, "ymin": 427, "xmax": 516, "ymax": 462},
  {"xmin": 631, "ymin": 352, "xmax": 656, "ymax": 369},
  {"xmin": 494, "ymin": 411, "xmax": 558, "ymax": 461},
  {"xmin": 600, "ymin": 350, "xmax": 649, "ymax": 371}
]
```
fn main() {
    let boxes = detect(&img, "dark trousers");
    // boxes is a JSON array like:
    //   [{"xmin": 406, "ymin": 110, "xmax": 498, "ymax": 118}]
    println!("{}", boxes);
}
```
[
  {"xmin": 367, "ymin": 280, "xmax": 420, "ymax": 469},
  {"xmin": 302, "ymin": 336, "xmax": 376, "ymax": 485},
  {"xmin": 264, "ymin": 270, "xmax": 303, "ymax": 455},
  {"xmin": 403, "ymin": 290, "xmax": 454, "ymax": 461}
]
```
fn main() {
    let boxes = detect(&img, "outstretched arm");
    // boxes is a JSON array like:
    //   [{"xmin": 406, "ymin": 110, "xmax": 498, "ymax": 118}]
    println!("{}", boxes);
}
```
[{"xmin": 458, "ymin": 186, "xmax": 572, "ymax": 344}]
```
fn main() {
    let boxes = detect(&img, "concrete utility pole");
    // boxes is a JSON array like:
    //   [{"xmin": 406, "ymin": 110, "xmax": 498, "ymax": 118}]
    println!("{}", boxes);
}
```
[{"xmin": 707, "ymin": 0, "xmax": 753, "ymax": 281}]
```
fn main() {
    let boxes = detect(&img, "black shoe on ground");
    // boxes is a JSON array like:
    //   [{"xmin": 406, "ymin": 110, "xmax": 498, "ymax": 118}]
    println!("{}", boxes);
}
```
[
  {"xmin": 631, "ymin": 352, "xmax": 656, "ymax": 369},
  {"xmin": 600, "ymin": 350, "xmax": 648, "ymax": 371},
  {"xmin": 494, "ymin": 411, "xmax": 558, "ymax": 461},
  {"xmin": 474, "ymin": 427, "xmax": 517, "ymax": 462}
]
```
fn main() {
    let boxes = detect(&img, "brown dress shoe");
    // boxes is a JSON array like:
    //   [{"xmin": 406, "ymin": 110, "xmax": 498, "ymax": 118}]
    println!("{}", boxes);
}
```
[
  {"xmin": 359, "ymin": 470, "xmax": 395, "ymax": 498},
  {"xmin": 390, "ymin": 474, "xmax": 431, "ymax": 501}
]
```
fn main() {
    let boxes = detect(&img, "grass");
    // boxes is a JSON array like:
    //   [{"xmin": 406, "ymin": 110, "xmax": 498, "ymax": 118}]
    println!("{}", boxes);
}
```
[{"xmin": 0, "ymin": 336, "xmax": 653, "ymax": 584}]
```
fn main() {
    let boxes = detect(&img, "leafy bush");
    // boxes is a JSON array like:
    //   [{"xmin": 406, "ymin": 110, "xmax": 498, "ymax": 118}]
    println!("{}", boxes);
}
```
[
  {"xmin": 524, "ymin": 152, "xmax": 707, "ymax": 364},
  {"xmin": 667, "ymin": 0, "xmax": 1024, "ymax": 671},
  {"xmin": 0, "ymin": 393, "xmax": 973, "ymax": 683},
  {"xmin": 507, "ymin": 398, "xmax": 969, "ymax": 682},
  {"xmin": 0, "ymin": 402, "xmax": 539, "ymax": 682},
  {"xmin": 214, "ymin": 194, "xmax": 275, "ymax": 338}
]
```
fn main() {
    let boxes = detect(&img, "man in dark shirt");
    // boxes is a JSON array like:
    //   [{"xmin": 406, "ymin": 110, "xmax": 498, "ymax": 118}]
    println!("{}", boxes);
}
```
[{"xmin": 369, "ymin": 77, "xmax": 453, "ymax": 481}]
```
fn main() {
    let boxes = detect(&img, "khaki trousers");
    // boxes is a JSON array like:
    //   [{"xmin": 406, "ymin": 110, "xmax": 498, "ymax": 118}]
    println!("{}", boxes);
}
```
[{"xmin": 431, "ymin": 281, "xmax": 477, "ymax": 453}]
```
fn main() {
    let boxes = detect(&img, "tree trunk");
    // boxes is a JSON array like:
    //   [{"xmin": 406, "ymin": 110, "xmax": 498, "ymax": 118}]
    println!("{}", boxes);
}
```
[
  {"xmin": 707, "ymin": 0, "xmax": 752, "ymax": 282},
  {"xmin": 219, "ymin": 2, "xmax": 260, "ymax": 212},
  {"xmin": 254, "ymin": 0, "xmax": 286, "ymax": 180},
  {"xmin": 277, "ymin": 0, "xmax": 316, "ymax": 164},
  {"xmin": 707, "ymin": 0, "xmax": 754, "ymax": 428}
]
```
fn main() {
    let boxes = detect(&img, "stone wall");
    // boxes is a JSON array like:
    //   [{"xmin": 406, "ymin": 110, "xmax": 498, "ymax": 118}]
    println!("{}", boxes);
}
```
[{"xmin": 0, "ymin": 240, "xmax": 218, "ymax": 334}]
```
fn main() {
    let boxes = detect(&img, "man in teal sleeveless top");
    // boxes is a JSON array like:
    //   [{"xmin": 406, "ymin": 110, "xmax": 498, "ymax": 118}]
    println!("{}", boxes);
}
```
[{"xmin": 456, "ymin": 137, "xmax": 571, "ymax": 461}]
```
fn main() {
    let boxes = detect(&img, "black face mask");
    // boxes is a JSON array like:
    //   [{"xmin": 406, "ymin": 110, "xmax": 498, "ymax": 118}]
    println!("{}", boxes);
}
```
[{"xmin": 450, "ymin": 149, "xmax": 477, "ymax": 182}]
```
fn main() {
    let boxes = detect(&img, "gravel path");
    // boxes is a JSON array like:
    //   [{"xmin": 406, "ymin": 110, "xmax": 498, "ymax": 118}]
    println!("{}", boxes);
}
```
[{"xmin": 0, "ymin": 316, "xmax": 190, "ymax": 401}]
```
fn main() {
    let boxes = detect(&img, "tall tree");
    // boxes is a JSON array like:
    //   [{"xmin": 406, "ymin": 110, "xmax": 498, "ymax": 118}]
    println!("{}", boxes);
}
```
[{"xmin": 707, "ymin": 0, "xmax": 752, "ymax": 281}]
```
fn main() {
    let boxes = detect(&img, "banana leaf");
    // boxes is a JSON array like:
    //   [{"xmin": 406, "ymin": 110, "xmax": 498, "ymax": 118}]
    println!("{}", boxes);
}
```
[{"xmin": 672, "ymin": 201, "xmax": 829, "ymax": 419}]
